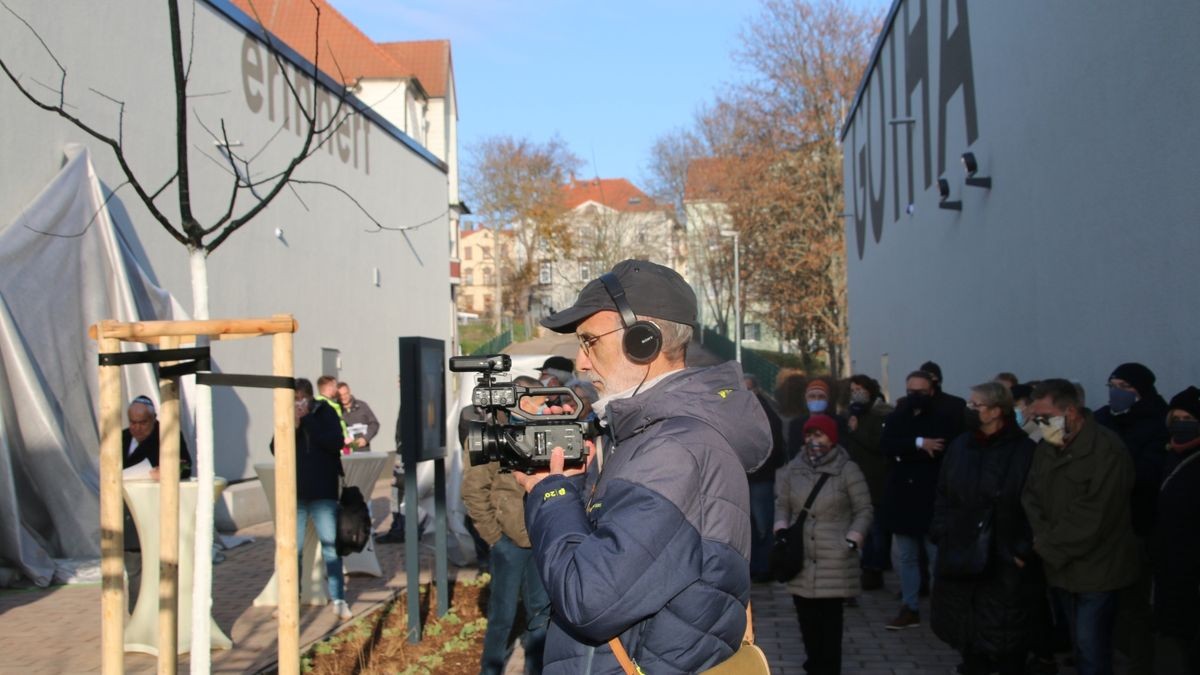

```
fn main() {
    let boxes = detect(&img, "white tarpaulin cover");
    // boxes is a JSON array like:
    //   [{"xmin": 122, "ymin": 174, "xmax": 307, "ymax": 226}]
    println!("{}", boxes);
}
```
[{"xmin": 0, "ymin": 145, "xmax": 187, "ymax": 586}]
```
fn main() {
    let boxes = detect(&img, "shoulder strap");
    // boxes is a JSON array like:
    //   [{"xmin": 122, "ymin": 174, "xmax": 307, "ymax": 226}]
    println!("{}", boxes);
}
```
[
  {"xmin": 609, "ymin": 637, "xmax": 637, "ymax": 675},
  {"xmin": 1162, "ymin": 450, "xmax": 1200, "ymax": 490},
  {"xmin": 801, "ymin": 472, "xmax": 832, "ymax": 515}
]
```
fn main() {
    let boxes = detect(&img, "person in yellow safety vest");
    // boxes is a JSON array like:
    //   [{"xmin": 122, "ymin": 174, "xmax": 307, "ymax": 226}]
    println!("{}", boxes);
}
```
[{"xmin": 316, "ymin": 375, "xmax": 352, "ymax": 454}]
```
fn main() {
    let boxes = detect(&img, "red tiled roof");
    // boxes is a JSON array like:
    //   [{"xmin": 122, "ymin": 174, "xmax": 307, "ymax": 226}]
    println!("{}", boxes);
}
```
[
  {"xmin": 684, "ymin": 157, "xmax": 731, "ymax": 202},
  {"xmin": 379, "ymin": 41, "xmax": 451, "ymax": 98},
  {"xmin": 227, "ymin": 0, "xmax": 450, "ymax": 94},
  {"xmin": 562, "ymin": 178, "xmax": 662, "ymax": 213}
]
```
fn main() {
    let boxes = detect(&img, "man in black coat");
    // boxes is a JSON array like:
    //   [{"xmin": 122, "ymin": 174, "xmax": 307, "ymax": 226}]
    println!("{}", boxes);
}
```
[
  {"xmin": 880, "ymin": 369, "xmax": 965, "ymax": 630},
  {"xmin": 122, "ymin": 395, "xmax": 191, "ymax": 479},
  {"xmin": 1094, "ymin": 362, "xmax": 1167, "ymax": 674}
]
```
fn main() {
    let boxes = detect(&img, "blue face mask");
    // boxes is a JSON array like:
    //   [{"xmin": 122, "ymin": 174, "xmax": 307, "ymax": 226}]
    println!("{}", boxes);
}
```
[
  {"xmin": 1014, "ymin": 408, "xmax": 1026, "ymax": 427},
  {"xmin": 808, "ymin": 399, "xmax": 828, "ymax": 414},
  {"xmin": 1108, "ymin": 387, "xmax": 1138, "ymax": 415}
]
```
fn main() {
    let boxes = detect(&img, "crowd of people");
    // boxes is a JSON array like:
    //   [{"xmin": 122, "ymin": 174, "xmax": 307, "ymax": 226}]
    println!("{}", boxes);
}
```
[
  {"xmin": 117, "ymin": 258, "xmax": 1198, "ymax": 675},
  {"xmin": 753, "ymin": 361, "xmax": 1200, "ymax": 675}
]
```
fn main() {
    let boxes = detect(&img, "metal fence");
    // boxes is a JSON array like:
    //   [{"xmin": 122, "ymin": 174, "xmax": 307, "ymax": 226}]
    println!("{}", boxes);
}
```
[
  {"xmin": 470, "ymin": 329, "xmax": 512, "ymax": 356},
  {"xmin": 701, "ymin": 327, "xmax": 780, "ymax": 389}
]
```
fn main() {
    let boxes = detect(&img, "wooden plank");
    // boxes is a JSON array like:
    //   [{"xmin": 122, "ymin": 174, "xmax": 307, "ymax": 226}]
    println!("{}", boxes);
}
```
[
  {"xmin": 88, "ymin": 317, "xmax": 299, "ymax": 341},
  {"xmin": 272, "ymin": 330, "xmax": 300, "ymax": 675},
  {"xmin": 98, "ymin": 336, "xmax": 125, "ymax": 675},
  {"xmin": 157, "ymin": 336, "xmax": 181, "ymax": 674}
]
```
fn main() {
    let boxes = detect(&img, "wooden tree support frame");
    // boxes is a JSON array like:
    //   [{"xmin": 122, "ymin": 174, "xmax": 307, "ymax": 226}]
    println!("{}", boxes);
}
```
[{"xmin": 90, "ymin": 315, "xmax": 300, "ymax": 675}]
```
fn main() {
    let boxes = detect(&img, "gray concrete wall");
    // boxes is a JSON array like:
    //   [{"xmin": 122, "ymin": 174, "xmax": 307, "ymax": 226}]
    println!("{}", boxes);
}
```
[
  {"xmin": 0, "ymin": 1, "xmax": 452, "ymax": 480},
  {"xmin": 841, "ymin": 0, "xmax": 1200, "ymax": 401}
]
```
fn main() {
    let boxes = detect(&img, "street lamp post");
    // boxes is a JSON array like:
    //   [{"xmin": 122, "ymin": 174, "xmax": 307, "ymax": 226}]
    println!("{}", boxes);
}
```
[{"xmin": 719, "ymin": 229, "xmax": 740, "ymax": 364}]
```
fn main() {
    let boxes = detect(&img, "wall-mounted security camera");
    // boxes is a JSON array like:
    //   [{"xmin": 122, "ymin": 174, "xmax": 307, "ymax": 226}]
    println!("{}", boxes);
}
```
[
  {"xmin": 961, "ymin": 152, "xmax": 992, "ymax": 189},
  {"xmin": 938, "ymin": 177, "xmax": 962, "ymax": 211}
]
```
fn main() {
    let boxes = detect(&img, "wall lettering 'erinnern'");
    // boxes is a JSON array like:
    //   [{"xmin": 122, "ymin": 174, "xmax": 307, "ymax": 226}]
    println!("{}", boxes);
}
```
[
  {"xmin": 240, "ymin": 36, "xmax": 370, "ymax": 175},
  {"xmin": 845, "ymin": 0, "xmax": 978, "ymax": 258}
]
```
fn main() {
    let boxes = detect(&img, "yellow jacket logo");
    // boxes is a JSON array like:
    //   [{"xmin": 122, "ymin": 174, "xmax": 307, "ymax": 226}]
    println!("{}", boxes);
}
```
[
  {"xmin": 543, "ymin": 486, "xmax": 568, "ymax": 502},
  {"xmin": 717, "ymin": 388, "xmax": 733, "ymax": 399}
]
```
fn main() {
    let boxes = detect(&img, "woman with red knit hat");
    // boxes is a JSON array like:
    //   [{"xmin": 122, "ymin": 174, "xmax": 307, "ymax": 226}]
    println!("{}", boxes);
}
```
[{"xmin": 773, "ymin": 414, "xmax": 873, "ymax": 674}]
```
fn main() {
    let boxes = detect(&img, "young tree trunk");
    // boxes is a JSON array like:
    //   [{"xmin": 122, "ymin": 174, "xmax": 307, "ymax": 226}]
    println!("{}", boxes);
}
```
[{"xmin": 188, "ymin": 246, "xmax": 214, "ymax": 675}]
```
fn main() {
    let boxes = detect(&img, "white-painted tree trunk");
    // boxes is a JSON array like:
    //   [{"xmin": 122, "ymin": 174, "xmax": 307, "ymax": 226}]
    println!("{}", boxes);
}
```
[{"xmin": 188, "ymin": 247, "xmax": 214, "ymax": 675}]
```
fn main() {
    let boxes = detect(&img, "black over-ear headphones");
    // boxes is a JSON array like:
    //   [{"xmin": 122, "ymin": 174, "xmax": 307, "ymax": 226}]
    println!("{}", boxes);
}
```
[{"xmin": 599, "ymin": 272, "xmax": 662, "ymax": 364}]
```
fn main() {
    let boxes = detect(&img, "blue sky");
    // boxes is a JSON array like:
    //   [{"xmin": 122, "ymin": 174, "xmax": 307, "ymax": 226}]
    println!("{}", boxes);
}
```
[{"xmin": 335, "ymin": 0, "xmax": 889, "ymax": 191}]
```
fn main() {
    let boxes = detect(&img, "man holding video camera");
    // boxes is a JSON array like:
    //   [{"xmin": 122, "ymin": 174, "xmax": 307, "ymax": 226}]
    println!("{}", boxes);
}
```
[{"xmin": 513, "ymin": 259, "xmax": 773, "ymax": 674}]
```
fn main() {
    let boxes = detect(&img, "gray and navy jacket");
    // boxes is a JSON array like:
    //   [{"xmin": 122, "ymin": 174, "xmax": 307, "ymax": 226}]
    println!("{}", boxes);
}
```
[{"xmin": 524, "ymin": 362, "xmax": 773, "ymax": 674}]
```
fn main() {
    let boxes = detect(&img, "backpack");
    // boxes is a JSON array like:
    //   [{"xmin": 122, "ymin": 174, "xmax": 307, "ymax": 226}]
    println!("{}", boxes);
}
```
[{"xmin": 335, "ymin": 484, "xmax": 371, "ymax": 557}]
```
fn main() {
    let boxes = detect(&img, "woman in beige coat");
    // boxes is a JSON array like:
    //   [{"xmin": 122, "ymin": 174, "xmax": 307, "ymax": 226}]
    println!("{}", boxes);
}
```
[{"xmin": 774, "ymin": 414, "xmax": 873, "ymax": 675}]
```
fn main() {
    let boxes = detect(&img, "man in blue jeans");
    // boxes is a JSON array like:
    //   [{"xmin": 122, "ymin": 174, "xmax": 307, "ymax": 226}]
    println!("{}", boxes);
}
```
[
  {"xmin": 460, "ymin": 375, "xmax": 551, "ymax": 674},
  {"xmin": 1022, "ymin": 379, "xmax": 1140, "ymax": 675},
  {"xmin": 277, "ymin": 378, "xmax": 353, "ymax": 620}
]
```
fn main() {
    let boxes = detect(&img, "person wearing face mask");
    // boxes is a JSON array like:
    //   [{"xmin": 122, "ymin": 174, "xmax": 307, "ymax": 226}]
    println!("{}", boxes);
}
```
[
  {"xmin": 1010, "ymin": 384, "xmax": 1043, "ymax": 442},
  {"xmin": 1150, "ymin": 386, "xmax": 1200, "ymax": 675},
  {"xmin": 1021, "ymin": 378, "xmax": 1140, "ymax": 675},
  {"xmin": 1093, "ymin": 362, "xmax": 1168, "ymax": 538},
  {"xmin": 879, "ymin": 370, "xmax": 966, "ymax": 631},
  {"xmin": 843, "ymin": 375, "xmax": 893, "ymax": 590},
  {"xmin": 785, "ymin": 378, "xmax": 838, "ymax": 461},
  {"xmin": 929, "ymin": 382, "xmax": 1041, "ymax": 675},
  {"xmin": 773, "ymin": 414, "xmax": 872, "ymax": 675},
  {"xmin": 1092, "ymin": 363, "xmax": 1166, "ymax": 674}
]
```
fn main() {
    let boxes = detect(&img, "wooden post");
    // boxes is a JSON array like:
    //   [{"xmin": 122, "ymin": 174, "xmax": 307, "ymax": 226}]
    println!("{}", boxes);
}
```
[
  {"xmin": 272, "ymin": 329, "xmax": 299, "ymax": 675},
  {"xmin": 158, "ymin": 336, "xmax": 181, "ymax": 673},
  {"xmin": 98, "ymin": 330, "xmax": 125, "ymax": 675}
]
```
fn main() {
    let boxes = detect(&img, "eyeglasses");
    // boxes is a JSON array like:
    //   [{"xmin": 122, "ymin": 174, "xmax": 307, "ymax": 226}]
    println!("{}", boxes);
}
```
[
  {"xmin": 966, "ymin": 401, "xmax": 992, "ymax": 411},
  {"xmin": 577, "ymin": 326, "xmax": 625, "ymax": 355}
]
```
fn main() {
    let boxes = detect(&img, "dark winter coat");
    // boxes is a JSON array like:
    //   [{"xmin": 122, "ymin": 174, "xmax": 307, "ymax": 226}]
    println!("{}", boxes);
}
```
[
  {"xmin": 272, "ymin": 399, "xmax": 345, "ymax": 501},
  {"xmin": 523, "ymin": 362, "xmax": 773, "ymax": 675},
  {"xmin": 843, "ymin": 399, "xmax": 892, "ymax": 505},
  {"xmin": 930, "ymin": 423, "xmax": 1042, "ymax": 659},
  {"xmin": 1094, "ymin": 394, "xmax": 1169, "ymax": 537},
  {"xmin": 1151, "ymin": 446, "xmax": 1200, "ymax": 640},
  {"xmin": 1021, "ymin": 410, "xmax": 1140, "ymax": 592},
  {"xmin": 879, "ymin": 394, "xmax": 965, "ymax": 535},
  {"xmin": 122, "ymin": 423, "xmax": 192, "ymax": 479}
]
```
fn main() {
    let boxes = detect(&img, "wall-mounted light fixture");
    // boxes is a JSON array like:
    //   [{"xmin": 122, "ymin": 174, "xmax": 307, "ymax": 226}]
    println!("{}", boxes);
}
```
[
  {"xmin": 937, "ymin": 177, "xmax": 962, "ymax": 211},
  {"xmin": 961, "ymin": 152, "xmax": 992, "ymax": 189}
]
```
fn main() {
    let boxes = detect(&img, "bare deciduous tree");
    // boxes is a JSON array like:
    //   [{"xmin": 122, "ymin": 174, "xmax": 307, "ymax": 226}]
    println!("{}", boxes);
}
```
[
  {"xmin": 463, "ymin": 134, "xmax": 581, "ymax": 331},
  {"xmin": 0, "ymin": 1, "xmax": 379, "ymax": 669}
]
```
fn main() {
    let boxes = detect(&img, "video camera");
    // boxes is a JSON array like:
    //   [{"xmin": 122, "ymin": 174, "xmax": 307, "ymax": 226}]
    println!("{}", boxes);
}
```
[{"xmin": 449, "ymin": 354, "xmax": 597, "ymax": 473}]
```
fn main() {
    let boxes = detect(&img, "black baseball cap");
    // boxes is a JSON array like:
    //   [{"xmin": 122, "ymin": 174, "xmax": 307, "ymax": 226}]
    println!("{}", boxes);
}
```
[
  {"xmin": 541, "ymin": 259, "xmax": 697, "ymax": 334},
  {"xmin": 538, "ymin": 356, "xmax": 574, "ymax": 373}
]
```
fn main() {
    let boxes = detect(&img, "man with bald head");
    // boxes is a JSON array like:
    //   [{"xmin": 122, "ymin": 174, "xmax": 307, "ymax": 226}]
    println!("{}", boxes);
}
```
[{"xmin": 122, "ymin": 395, "xmax": 191, "ymax": 478}]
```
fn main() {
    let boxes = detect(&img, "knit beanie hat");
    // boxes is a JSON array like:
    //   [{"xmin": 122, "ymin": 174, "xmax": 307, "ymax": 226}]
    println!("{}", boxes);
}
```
[
  {"xmin": 1167, "ymin": 386, "xmax": 1200, "ymax": 421},
  {"xmin": 805, "ymin": 379, "xmax": 831, "ymax": 397},
  {"xmin": 1109, "ymin": 362, "xmax": 1158, "ymax": 397},
  {"xmin": 802, "ymin": 414, "xmax": 839, "ymax": 446}
]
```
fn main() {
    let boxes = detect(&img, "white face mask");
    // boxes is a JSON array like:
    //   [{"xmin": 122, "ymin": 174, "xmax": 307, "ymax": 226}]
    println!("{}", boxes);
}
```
[{"xmin": 1038, "ymin": 415, "xmax": 1067, "ymax": 446}]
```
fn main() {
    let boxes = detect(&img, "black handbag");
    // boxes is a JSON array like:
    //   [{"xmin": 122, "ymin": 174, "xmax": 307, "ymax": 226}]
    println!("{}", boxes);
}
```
[
  {"xmin": 935, "ymin": 447, "xmax": 1017, "ymax": 579},
  {"xmin": 768, "ymin": 473, "xmax": 831, "ymax": 583}
]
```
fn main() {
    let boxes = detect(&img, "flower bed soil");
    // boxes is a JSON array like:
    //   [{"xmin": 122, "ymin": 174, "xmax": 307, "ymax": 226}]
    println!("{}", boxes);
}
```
[{"xmin": 303, "ymin": 575, "xmax": 491, "ymax": 675}]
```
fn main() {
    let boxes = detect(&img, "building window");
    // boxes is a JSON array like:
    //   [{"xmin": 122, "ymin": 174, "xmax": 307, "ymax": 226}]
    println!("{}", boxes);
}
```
[
  {"xmin": 484, "ymin": 295, "xmax": 493, "ymax": 312},
  {"xmin": 539, "ymin": 263, "xmax": 552, "ymax": 285},
  {"xmin": 464, "ymin": 270, "xmax": 474, "ymax": 286},
  {"xmin": 579, "ymin": 262, "xmax": 590, "ymax": 282},
  {"xmin": 482, "ymin": 267, "xmax": 493, "ymax": 286},
  {"xmin": 743, "ymin": 322, "xmax": 762, "ymax": 342},
  {"xmin": 464, "ymin": 246, "xmax": 472, "ymax": 261},
  {"xmin": 480, "ymin": 246, "xmax": 491, "ymax": 259}
]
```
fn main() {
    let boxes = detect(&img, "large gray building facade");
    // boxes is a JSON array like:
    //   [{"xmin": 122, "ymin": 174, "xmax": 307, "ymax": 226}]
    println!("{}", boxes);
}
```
[
  {"xmin": 842, "ymin": 0, "xmax": 1200, "ymax": 400},
  {"xmin": 0, "ymin": 2, "xmax": 452, "ymax": 484}
]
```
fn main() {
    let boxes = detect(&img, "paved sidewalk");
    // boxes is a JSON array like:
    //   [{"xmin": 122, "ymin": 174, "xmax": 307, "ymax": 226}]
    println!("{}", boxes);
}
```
[{"xmin": 1, "ymin": 473, "xmax": 1058, "ymax": 675}]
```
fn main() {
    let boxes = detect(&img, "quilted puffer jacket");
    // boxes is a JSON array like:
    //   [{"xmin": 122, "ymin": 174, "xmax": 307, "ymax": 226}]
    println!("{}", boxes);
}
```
[
  {"xmin": 524, "ymin": 362, "xmax": 773, "ymax": 675},
  {"xmin": 774, "ymin": 446, "xmax": 873, "ymax": 598}
]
